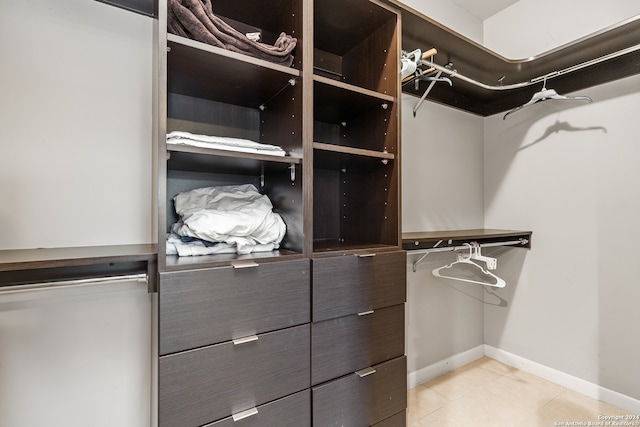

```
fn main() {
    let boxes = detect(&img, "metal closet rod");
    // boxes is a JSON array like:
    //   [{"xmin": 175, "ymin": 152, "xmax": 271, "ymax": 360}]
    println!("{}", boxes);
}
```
[
  {"xmin": 0, "ymin": 273, "xmax": 148, "ymax": 295},
  {"xmin": 420, "ymin": 44, "xmax": 640, "ymax": 91},
  {"xmin": 409, "ymin": 238, "xmax": 528, "ymax": 272}
]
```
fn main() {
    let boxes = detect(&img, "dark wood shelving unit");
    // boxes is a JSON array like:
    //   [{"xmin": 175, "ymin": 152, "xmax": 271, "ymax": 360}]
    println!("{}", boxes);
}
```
[{"xmin": 156, "ymin": 0, "xmax": 407, "ymax": 425}]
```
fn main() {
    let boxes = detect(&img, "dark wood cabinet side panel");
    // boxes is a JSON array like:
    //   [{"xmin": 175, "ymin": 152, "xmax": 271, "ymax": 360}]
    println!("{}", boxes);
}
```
[
  {"xmin": 159, "ymin": 259, "xmax": 310, "ymax": 355},
  {"xmin": 344, "ymin": 18, "xmax": 398, "ymax": 96},
  {"xmin": 313, "ymin": 168, "xmax": 341, "ymax": 242},
  {"xmin": 312, "ymin": 356, "xmax": 407, "ymax": 427},
  {"xmin": 205, "ymin": 389, "xmax": 311, "ymax": 427},
  {"xmin": 312, "ymin": 304, "xmax": 405, "ymax": 385},
  {"xmin": 159, "ymin": 325, "xmax": 310, "ymax": 427},
  {"xmin": 312, "ymin": 251, "xmax": 406, "ymax": 322}
]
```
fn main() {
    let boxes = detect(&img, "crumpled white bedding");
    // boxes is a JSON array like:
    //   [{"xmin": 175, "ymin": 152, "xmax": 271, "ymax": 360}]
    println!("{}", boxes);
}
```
[
  {"xmin": 167, "ymin": 184, "xmax": 286, "ymax": 255},
  {"xmin": 166, "ymin": 131, "xmax": 286, "ymax": 157}
]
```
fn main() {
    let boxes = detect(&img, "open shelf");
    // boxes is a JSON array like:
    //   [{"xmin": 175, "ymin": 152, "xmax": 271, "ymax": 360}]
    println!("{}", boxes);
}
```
[
  {"xmin": 314, "ymin": 0, "xmax": 398, "ymax": 95},
  {"xmin": 313, "ymin": 76, "xmax": 395, "ymax": 131},
  {"xmin": 168, "ymin": 35, "xmax": 300, "ymax": 108},
  {"xmin": 313, "ymin": 159, "xmax": 398, "ymax": 253},
  {"xmin": 168, "ymin": 145, "xmax": 300, "ymax": 175},
  {"xmin": 313, "ymin": 77, "xmax": 397, "ymax": 155},
  {"xmin": 402, "ymin": 229, "xmax": 532, "ymax": 251}
]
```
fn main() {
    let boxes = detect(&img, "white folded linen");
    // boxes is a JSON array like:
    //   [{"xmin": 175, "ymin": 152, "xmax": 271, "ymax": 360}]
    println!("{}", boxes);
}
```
[
  {"xmin": 167, "ymin": 131, "xmax": 286, "ymax": 156},
  {"xmin": 170, "ymin": 184, "xmax": 286, "ymax": 255}
]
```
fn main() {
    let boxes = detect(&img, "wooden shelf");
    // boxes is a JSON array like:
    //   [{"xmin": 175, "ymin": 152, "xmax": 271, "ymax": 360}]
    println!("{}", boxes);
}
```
[
  {"xmin": 168, "ymin": 145, "xmax": 301, "ymax": 175},
  {"xmin": 96, "ymin": 0, "xmax": 157, "ymax": 17},
  {"xmin": 0, "ymin": 244, "xmax": 156, "ymax": 272},
  {"xmin": 314, "ymin": 76, "xmax": 394, "ymax": 125},
  {"xmin": 386, "ymin": 0, "xmax": 640, "ymax": 116},
  {"xmin": 314, "ymin": 142, "xmax": 394, "ymax": 158},
  {"xmin": 313, "ymin": 142, "xmax": 394, "ymax": 170},
  {"xmin": 313, "ymin": 239, "xmax": 399, "ymax": 255},
  {"xmin": 168, "ymin": 35, "xmax": 300, "ymax": 108},
  {"xmin": 164, "ymin": 250, "xmax": 304, "ymax": 272},
  {"xmin": 402, "ymin": 229, "xmax": 532, "ymax": 251},
  {"xmin": 0, "ymin": 244, "xmax": 158, "ymax": 291}
]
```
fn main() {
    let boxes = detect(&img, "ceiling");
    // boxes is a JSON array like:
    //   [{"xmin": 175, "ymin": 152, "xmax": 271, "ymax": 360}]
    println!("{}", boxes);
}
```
[{"xmin": 448, "ymin": 0, "xmax": 519, "ymax": 20}]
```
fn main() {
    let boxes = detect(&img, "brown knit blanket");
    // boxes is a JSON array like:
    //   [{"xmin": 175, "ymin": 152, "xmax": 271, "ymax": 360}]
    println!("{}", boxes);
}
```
[{"xmin": 168, "ymin": 0, "xmax": 297, "ymax": 67}]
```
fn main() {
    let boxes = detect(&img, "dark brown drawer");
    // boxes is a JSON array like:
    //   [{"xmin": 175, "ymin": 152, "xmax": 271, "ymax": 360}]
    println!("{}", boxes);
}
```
[
  {"xmin": 374, "ymin": 411, "xmax": 406, "ymax": 427},
  {"xmin": 312, "ymin": 356, "xmax": 407, "ymax": 427},
  {"xmin": 205, "ymin": 389, "xmax": 311, "ymax": 427},
  {"xmin": 159, "ymin": 259, "xmax": 309, "ymax": 355},
  {"xmin": 312, "ymin": 304, "xmax": 405, "ymax": 385},
  {"xmin": 312, "ymin": 250, "xmax": 406, "ymax": 322},
  {"xmin": 159, "ymin": 324, "xmax": 310, "ymax": 427}
]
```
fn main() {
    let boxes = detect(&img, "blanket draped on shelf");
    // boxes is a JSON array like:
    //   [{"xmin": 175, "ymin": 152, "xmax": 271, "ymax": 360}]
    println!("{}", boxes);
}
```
[
  {"xmin": 167, "ymin": 184, "xmax": 287, "ymax": 256},
  {"xmin": 168, "ymin": 0, "xmax": 297, "ymax": 67}
]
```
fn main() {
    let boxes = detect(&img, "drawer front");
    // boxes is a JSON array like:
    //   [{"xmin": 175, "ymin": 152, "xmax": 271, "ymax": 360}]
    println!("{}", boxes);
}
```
[
  {"xmin": 159, "ymin": 259, "xmax": 309, "ymax": 355},
  {"xmin": 159, "ymin": 325, "xmax": 310, "ymax": 427},
  {"xmin": 312, "ymin": 304, "xmax": 405, "ymax": 385},
  {"xmin": 312, "ymin": 250, "xmax": 406, "ymax": 322},
  {"xmin": 205, "ymin": 389, "xmax": 310, "ymax": 427},
  {"xmin": 374, "ymin": 411, "xmax": 406, "ymax": 427},
  {"xmin": 312, "ymin": 356, "xmax": 407, "ymax": 427}
]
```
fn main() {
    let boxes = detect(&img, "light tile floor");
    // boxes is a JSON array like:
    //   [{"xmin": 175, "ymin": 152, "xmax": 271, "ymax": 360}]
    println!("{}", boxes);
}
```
[{"xmin": 408, "ymin": 357, "xmax": 635, "ymax": 426}]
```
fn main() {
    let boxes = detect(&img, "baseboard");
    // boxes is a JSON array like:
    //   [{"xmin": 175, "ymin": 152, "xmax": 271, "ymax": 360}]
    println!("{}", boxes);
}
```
[
  {"xmin": 484, "ymin": 345, "xmax": 640, "ymax": 415},
  {"xmin": 407, "ymin": 344, "xmax": 485, "ymax": 388}
]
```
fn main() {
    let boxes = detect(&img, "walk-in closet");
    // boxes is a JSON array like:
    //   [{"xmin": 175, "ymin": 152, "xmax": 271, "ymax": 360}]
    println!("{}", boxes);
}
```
[{"xmin": 0, "ymin": 0, "xmax": 639, "ymax": 426}]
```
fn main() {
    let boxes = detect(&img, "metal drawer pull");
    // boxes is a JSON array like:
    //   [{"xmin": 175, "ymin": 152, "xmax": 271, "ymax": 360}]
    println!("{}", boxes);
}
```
[
  {"xmin": 356, "ymin": 367, "xmax": 377, "ymax": 378},
  {"xmin": 357, "ymin": 310, "xmax": 375, "ymax": 316},
  {"xmin": 357, "ymin": 253, "xmax": 376, "ymax": 258},
  {"xmin": 231, "ymin": 261, "xmax": 259, "ymax": 269},
  {"xmin": 232, "ymin": 407, "xmax": 258, "ymax": 422},
  {"xmin": 233, "ymin": 335, "xmax": 259, "ymax": 345}
]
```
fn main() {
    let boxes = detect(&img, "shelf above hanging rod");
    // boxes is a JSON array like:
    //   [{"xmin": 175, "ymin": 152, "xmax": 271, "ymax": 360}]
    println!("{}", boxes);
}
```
[
  {"xmin": 402, "ymin": 229, "xmax": 532, "ymax": 272},
  {"xmin": 409, "ymin": 238, "xmax": 528, "ymax": 272},
  {"xmin": 386, "ymin": 0, "xmax": 640, "ymax": 116}
]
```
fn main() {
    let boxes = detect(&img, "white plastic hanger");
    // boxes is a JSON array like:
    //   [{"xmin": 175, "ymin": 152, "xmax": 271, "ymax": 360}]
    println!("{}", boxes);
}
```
[
  {"xmin": 503, "ymin": 76, "xmax": 592, "ymax": 120},
  {"xmin": 471, "ymin": 243, "xmax": 497, "ymax": 270},
  {"xmin": 432, "ymin": 244, "xmax": 506, "ymax": 288}
]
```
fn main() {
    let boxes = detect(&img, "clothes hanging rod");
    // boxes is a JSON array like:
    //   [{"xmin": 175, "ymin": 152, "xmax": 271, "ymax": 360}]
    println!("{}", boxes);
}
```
[
  {"xmin": 0, "ymin": 273, "xmax": 148, "ymax": 295},
  {"xmin": 409, "ymin": 238, "xmax": 528, "ymax": 272},
  {"xmin": 420, "ymin": 44, "xmax": 640, "ymax": 92}
]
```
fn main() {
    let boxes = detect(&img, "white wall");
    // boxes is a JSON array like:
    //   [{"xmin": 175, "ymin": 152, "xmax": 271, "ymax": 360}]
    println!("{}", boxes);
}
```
[
  {"xmin": 0, "ymin": 1, "xmax": 155, "ymax": 425},
  {"xmin": 398, "ymin": 0, "xmax": 483, "ymax": 43},
  {"xmin": 400, "ymin": 0, "xmax": 640, "ymax": 406},
  {"xmin": 484, "ymin": 0, "xmax": 640, "ymax": 59},
  {"xmin": 483, "ymin": 0, "xmax": 640, "ymax": 403},
  {"xmin": 0, "ymin": 0, "xmax": 154, "ymax": 249},
  {"xmin": 402, "ymin": 94, "xmax": 485, "ymax": 385},
  {"xmin": 398, "ymin": 0, "xmax": 486, "ymax": 386},
  {"xmin": 0, "ymin": 281, "xmax": 152, "ymax": 427}
]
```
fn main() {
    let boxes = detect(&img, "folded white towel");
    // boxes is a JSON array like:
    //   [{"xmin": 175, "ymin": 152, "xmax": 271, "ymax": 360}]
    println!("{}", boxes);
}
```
[{"xmin": 167, "ymin": 131, "xmax": 286, "ymax": 156}]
